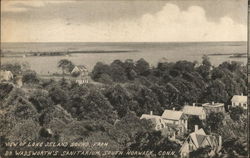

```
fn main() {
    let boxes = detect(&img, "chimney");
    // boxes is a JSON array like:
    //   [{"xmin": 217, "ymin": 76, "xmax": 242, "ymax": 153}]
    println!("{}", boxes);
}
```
[
  {"xmin": 150, "ymin": 111, "xmax": 153, "ymax": 115},
  {"xmin": 193, "ymin": 103, "xmax": 195, "ymax": 106},
  {"xmin": 172, "ymin": 132, "xmax": 176, "ymax": 140},
  {"xmin": 218, "ymin": 136, "xmax": 222, "ymax": 151},
  {"xmin": 194, "ymin": 125, "xmax": 199, "ymax": 132},
  {"xmin": 173, "ymin": 107, "xmax": 175, "ymax": 111}
]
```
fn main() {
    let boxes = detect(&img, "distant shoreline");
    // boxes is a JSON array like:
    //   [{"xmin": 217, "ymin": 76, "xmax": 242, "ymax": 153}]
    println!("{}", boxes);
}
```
[
  {"xmin": 1, "ymin": 41, "xmax": 247, "ymax": 44},
  {"xmin": 207, "ymin": 53, "xmax": 247, "ymax": 58},
  {"xmin": 1, "ymin": 50, "xmax": 140, "ymax": 57}
]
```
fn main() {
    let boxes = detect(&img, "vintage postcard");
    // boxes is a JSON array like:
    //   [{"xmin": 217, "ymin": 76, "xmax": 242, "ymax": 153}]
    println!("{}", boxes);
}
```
[{"xmin": 0, "ymin": 0, "xmax": 248, "ymax": 157}]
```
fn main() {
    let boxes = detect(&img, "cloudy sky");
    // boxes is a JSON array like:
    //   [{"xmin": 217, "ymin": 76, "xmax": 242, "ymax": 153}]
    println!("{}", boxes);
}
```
[{"xmin": 1, "ymin": 0, "xmax": 248, "ymax": 42}]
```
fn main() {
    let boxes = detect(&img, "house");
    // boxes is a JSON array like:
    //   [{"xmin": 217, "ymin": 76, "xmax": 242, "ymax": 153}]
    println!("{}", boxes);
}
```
[
  {"xmin": 140, "ymin": 111, "xmax": 166, "ymax": 130},
  {"xmin": 183, "ymin": 104, "xmax": 206, "ymax": 120},
  {"xmin": 71, "ymin": 65, "xmax": 88, "ymax": 75},
  {"xmin": 202, "ymin": 102, "xmax": 225, "ymax": 114},
  {"xmin": 0, "ymin": 70, "xmax": 13, "ymax": 81},
  {"xmin": 71, "ymin": 65, "xmax": 89, "ymax": 84},
  {"xmin": 71, "ymin": 65, "xmax": 88, "ymax": 73},
  {"xmin": 231, "ymin": 94, "xmax": 247, "ymax": 110},
  {"xmin": 180, "ymin": 125, "xmax": 222, "ymax": 158},
  {"xmin": 161, "ymin": 108, "xmax": 188, "ymax": 134}
]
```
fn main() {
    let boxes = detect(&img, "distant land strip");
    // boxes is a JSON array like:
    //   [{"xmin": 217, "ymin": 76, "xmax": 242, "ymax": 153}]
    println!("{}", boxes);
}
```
[{"xmin": 1, "ymin": 50, "xmax": 140, "ymax": 57}]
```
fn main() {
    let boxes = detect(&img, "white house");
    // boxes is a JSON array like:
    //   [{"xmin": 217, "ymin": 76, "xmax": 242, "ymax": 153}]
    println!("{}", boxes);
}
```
[
  {"xmin": 202, "ymin": 102, "xmax": 225, "ymax": 114},
  {"xmin": 180, "ymin": 125, "xmax": 222, "ymax": 158},
  {"xmin": 71, "ymin": 65, "xmax": 89, "ymax": 84},
  {"xmin": 140, "ymin": 111, "xmax": 166, "ymax": 130},
  {"xmin": 0, "ymin": 70, "xmax": 13, "ymax": 81},
  {"xmin": 183, "ymin": 104, "xmax": 206, "ymax": 120},
  {"xmin": 231, "ymin": 94, "xmax": 247, "ymax": 110},
  {"xmin": 161, "ymin": 108, "xmax": 188, "ymax": 134}
]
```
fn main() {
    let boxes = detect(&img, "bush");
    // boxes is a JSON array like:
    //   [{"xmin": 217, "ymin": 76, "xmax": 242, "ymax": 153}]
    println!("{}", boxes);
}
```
[{"xmin": 22, "ymin": 70, "xmax": 39, "ymax": 84}]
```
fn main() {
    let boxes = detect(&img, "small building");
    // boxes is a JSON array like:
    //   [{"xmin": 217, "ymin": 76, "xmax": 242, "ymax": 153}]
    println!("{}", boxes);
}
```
[
  {"xmin": 180, "ymin": 125, "xmax": 222, "ymax": 158},
  {"xmin": 161, "ymin": 108, "xmax": 188, "ymax": 134},
  {"xmin": 71, "ymin": 65, "xmax": 88, "ymax": 75},
  {"xmin": 140, "ymin": 111, "xmax": 166, "ymax": 130},
  {"xmin": 183, "ymin": 104, "xmax": 206, "ymax": 120},
  {"xmin": 202, "ymin": 102, "xmax": 225, "ymax": 114},
  {"xmin": 0, "ymin": 70, "xmax": 13, "ymax": 81},
  {"xmin": 71, "ymin": 65, "xmax": 89, "ymax": 84},
  {"xmin": 231, "ymin": 94, "xmax": 247, "ymax": 110}
]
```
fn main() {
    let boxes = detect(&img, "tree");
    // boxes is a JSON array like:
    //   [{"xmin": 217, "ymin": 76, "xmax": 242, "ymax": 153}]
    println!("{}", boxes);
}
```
[
  {"xmin": 0, "ymin": 83, "xmax": 14, "ymax": 101},
  {"xmin": 110, "ymin": 63, "xmax": 127, "ymax": 82},
  {"xmin": 79, "ymin": 91, "xmax": 118, "ymax": 123},
  {"xmin": 173, "ymin": 60, "xmax": 195, "ymax": 73},
  {"xmin": 196, "ymin": 55, "xmax": 212, "ymax": 80},
  {"xmin": 222, "ymin": 138, "xmax": 248, "ymax": 157},
  {"xmin": 206, "ymin": 112, "xmax": 224, "ymax": 132},
  {"xmin": 104, "ymin": 84, "xmax": 131, "ymax": 118},
  {"xmin": 29, "ymin": 89, "xmax": 53, "ymax": 112},
  {"xmin": 6, "ymin": 119, "xmax": 40, "ymax": 142},
  {"xmin": 22, "ymin": 70, "xmax": 39, "ymax": 84},
  {"xmin": 128, "ymin": 130, "xmax": 181, "ymax": 156},
  {"xmin": 1, "ymin": 63, "xmax": 27, "ymax": 76},
  {"xmin": 229, "ymin": 107, "xmax": 244, "ymax": 121},
  {"xmin": 57, "ymin": 59, "xmax": 75, "ymax": 75},
  {"xmin": 211, "ymin": 68, "xmax": 224, "ymax": 80},
  {"xmin": 189, "ymin": 146, "xmax": 212, "ymax": 158},
  {"xmin": 110, "ymin": 111, "xmax": 153, "ymax": 146},
  {"xmin": 91, "ymin": 62, "xmax": 112, "ymax": 82},
  {"xmin": 124, "ymin": 59, "xmax": 136, "ymax": 80},
  {"xmin": 202, "ymin": 79, "xmax": 228, "ymax": 103},
  {"xmin": 202, "ymin": 55, "xmax": 211, "ymax": 68},
  {"xmin": 48, "ymin": 86, "xmax": 69, "ymax": 105},
  {"xmin": 187, "ymin": 115, "xmax": 203, "ymax": 132},
  {"xmin": 135, "ymin": 58, "xmax": 150, "ymax": 76}
]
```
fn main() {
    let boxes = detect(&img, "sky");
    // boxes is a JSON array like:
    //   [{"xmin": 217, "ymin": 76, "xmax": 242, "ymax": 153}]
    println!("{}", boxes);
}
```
[{"xmin": 1, "ymin": 0, "xmax": 248, "ymax": 42}]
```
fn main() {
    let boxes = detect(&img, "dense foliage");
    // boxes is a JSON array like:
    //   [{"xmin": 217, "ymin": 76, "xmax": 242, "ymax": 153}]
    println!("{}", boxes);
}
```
[{"xmin": 0, "ymin": 57, "xmax": 247, "ymax": 157}]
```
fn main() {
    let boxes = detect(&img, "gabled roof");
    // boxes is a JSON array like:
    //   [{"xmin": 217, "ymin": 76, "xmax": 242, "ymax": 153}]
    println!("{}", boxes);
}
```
[
  {"xmin": 140, "ymin": 114, "xmax": 161, "ymax": 120},
  {"xmin": 188, "ymin": 128, "xmax": 218, "ymax": 149},
  {"xmin": 76, "ymin": 65, "xmax": 87, "ymax": 70},
  {"xmin": 181, "ymin": 128, "xmax": 220, "ymax": 153},
  {"xmin": 140, "ymin": 114, "xmax": 163, "ymax": 125},
  {"xmin": 189, "ymin": 129, "xmax": 206, "ymax": 148},
  {"xmin": 231, "ymin": 95, "xmax": 247, "ymax": 103},
  {"xmin": 183, "ymin": 106, "xmax": 205, "ymax": 116},
  {"xmin": 71, "ymin": 65, "xmax": 88, "ymax": 73},
  {"xmin": 196, "ymin": 134, "xmax": 207, "ymax": 146},
  {"xmin": 162, "ymin": 110, "xmax": 186, "ymax": 120}
]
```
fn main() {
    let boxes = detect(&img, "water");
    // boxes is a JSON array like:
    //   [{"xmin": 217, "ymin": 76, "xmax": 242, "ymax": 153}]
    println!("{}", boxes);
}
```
[{"xmin": 1, "ymin": 42, "xmax": 247, "ymax": 75}]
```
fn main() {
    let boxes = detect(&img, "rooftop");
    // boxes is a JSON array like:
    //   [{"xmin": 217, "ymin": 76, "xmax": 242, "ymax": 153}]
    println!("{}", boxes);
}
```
[
  {"xmin": 162, "ymin": 110, "xmax": 185, "ymax": 120},
  {"xmin": 140, "ymin": 114, "xmax": 163, "ymax": 125},
  {"xmin": 183, "ymin": 105, "xmax": 205, "ymax": 116},
  {"xmin": 231, "ymin": 95, "xmax": 247, "ymax": 103},
  {"xmin": 202, "ymin": 102, "xmax": 224, "ymax": 108}
]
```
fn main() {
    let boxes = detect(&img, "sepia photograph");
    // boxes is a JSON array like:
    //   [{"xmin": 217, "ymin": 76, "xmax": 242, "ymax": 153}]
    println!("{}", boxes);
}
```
[{"xmin": 0, "ymin": 0, "xmax": 248, "ymax": 157}]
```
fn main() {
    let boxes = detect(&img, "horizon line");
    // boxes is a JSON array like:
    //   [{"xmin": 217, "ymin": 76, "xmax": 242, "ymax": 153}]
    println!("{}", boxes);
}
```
[{"xmin": 1, "ymin": 41, "xmax": 247, "ymax": 43}]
